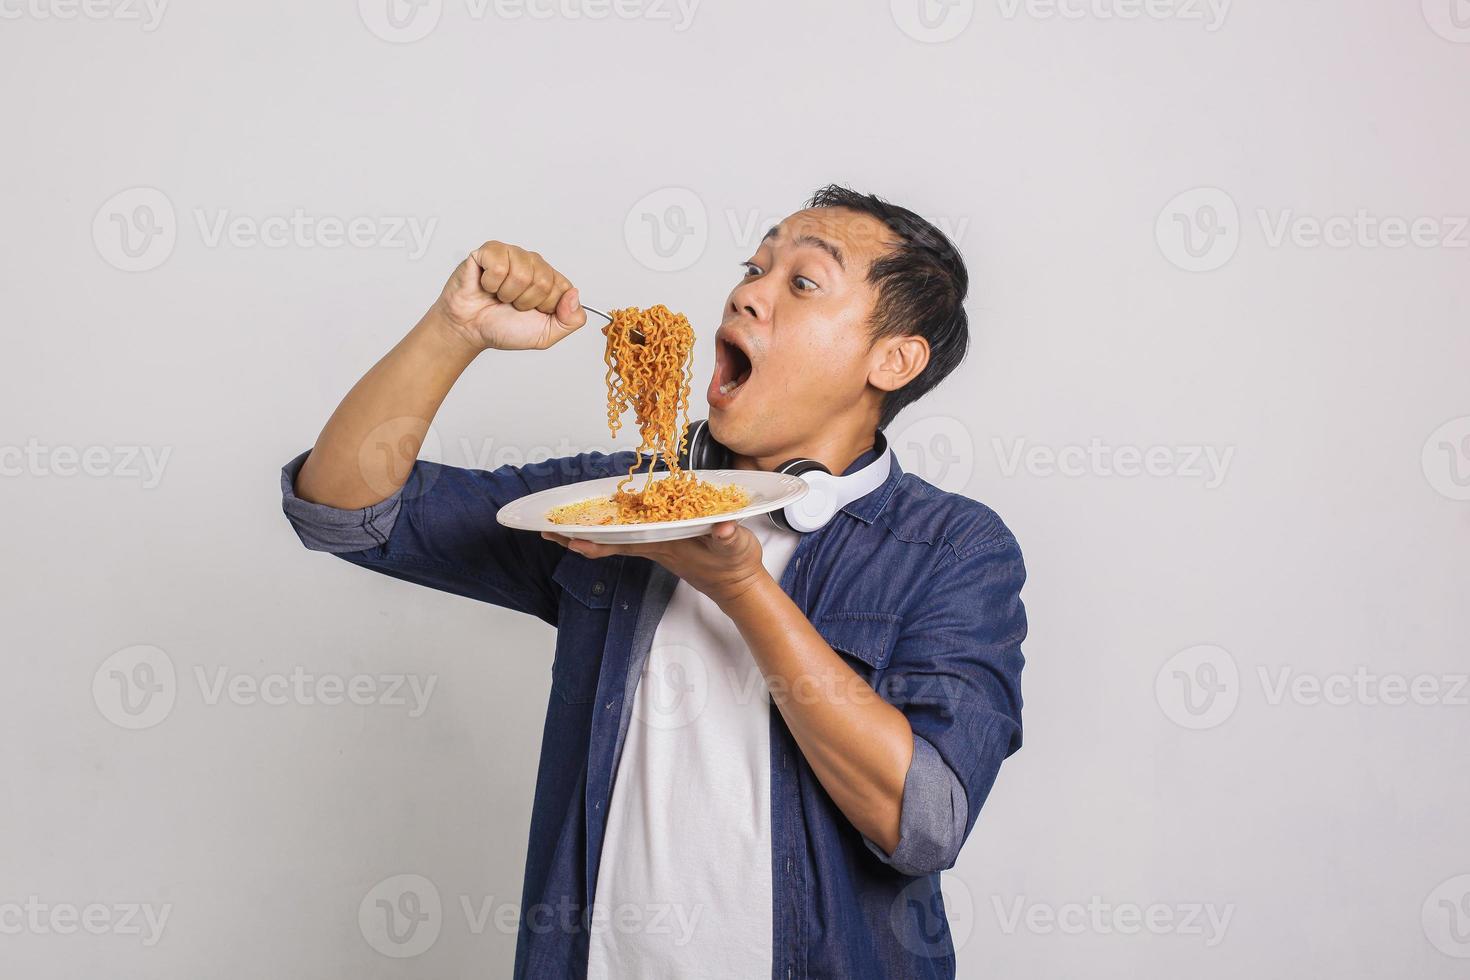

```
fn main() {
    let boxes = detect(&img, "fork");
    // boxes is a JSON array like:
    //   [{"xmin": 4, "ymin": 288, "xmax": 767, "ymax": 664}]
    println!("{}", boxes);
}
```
[{"xmin": 581, "ymin": 304, "xmax": 645, "ymax": 344}]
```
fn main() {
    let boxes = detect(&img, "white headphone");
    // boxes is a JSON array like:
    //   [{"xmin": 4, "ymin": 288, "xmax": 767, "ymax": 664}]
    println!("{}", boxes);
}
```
[{"xmin": 678, "ymin": 421, "xmax": 892, "ymax": 533}]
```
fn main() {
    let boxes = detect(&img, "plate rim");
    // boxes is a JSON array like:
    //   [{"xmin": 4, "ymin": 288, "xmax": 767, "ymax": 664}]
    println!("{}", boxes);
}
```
[{"xmin": 496, "ymin": 468, "xmax": 809, "ymax": 535}]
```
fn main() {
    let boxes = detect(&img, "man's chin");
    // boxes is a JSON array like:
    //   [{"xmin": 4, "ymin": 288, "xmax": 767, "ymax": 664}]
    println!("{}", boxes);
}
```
[{"xmin": 704, "ymin": 410, "xmax": 743, "ymax": 456}]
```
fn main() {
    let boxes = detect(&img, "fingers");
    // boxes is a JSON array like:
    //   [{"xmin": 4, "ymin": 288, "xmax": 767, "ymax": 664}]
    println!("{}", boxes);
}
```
[
  {"xmin": 554, "ymin": 286, "xmax": 588, "ymax": 331},
  {"xmin": 470, "ymin": 241, "xmax": 578, "ymax": 316},
  {"xmin": 512, "ymin": 253, "xmax": 556, "ymax": 312},
  {"xmin": 535, "ymin": 274, "xmax": 566, "ymax": 315},
  {"xmin": 496, "ymin": 249, "xmax": 535, "ymax": 307},
  {"xmin": 471, "ymin": 240, "xmax": 513, "ymax": 296},
  {"xmin": 542, "ymin": 531, "xmax": 614, "ymax": 559}
]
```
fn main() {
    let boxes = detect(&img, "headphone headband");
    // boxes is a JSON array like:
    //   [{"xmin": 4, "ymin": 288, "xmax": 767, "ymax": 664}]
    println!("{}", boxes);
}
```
[{"xmin": 677, "ymin": 422, "xmax": 891, "ymax": 533}]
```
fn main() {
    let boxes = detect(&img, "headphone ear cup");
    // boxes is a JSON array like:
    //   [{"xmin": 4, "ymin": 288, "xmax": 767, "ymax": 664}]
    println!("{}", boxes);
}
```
[
  {"xmin": 769, "ymin": 458, "xmax": 831, "ymax": 532},
  {"xmin": 680, "ymin": 419, "xmax": 731, "ymax": 471}
]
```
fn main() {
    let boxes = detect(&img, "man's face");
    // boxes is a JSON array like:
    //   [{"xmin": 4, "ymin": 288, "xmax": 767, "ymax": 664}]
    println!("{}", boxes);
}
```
[{"xmin": 707, "ymin": 207, "xmax": 897, "ymax": 460}]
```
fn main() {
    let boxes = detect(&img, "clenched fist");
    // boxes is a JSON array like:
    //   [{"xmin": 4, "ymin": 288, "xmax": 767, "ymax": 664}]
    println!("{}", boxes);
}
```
[{"xmin": 432, "ymin": 241, "xmax": 588, "ymax": 352}]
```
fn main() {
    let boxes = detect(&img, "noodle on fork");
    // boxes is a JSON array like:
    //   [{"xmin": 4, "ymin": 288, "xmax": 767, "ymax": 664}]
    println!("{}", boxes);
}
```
[{"xmin": 546, "ymin": 305, "xmax": 749, "ymax": 526}]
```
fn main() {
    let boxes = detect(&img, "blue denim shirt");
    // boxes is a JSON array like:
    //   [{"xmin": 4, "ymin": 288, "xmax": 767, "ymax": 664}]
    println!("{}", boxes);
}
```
[{"xmin": 280, "ymin": 440, "xmax": 1026, "ymax": 979}]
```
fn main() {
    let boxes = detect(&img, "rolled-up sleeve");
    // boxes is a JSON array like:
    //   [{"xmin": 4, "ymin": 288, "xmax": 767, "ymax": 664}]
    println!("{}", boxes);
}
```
[
  {"xmin": 279, "ymin": 447, "xmax": 640, "ymax": 626},
  {"xmin": 280, "ymin": 451, "xmax": 404, "ymax": 552},
  {"xmin": 862, "ymin": 529, "xmax": 1027, "ymax": 876}
]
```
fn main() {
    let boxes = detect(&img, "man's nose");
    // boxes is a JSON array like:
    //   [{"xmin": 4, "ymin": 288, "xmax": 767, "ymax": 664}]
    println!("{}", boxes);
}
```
[{"xmin": 729, "ymin": 281, "xmax": 767, "ymax": 321}]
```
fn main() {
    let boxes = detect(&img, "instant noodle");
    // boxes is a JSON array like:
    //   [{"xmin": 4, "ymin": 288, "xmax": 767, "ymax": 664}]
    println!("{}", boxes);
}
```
[{"xmin": 546, "ymin": 305, "xmax": 749, "ymax": 526}]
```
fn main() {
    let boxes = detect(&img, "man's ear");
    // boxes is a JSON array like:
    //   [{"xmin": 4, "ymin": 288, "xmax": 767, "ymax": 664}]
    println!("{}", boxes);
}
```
[{"xmin": 869, "ymin": 335, "xmax": 929, "ymax": 393}]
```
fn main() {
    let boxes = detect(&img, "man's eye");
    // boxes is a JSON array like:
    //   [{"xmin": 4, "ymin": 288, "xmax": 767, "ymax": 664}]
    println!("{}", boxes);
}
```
[
  {"xmin": 793, "ymin": 275, "xmax": 818, "ymax": 292},
  {"xmin": 740, "ymin": 262, "xmax": 764, "ymax": 278}
]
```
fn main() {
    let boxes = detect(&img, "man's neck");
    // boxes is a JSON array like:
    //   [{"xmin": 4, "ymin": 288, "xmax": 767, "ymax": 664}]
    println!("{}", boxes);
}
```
[{"xmin": 730, "ymin": 431, "xmax": 878, "ymax": 476}]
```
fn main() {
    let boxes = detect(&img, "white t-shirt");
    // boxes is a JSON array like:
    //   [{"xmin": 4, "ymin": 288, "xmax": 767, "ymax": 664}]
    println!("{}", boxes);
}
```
[{"xmin": 586, "ymin": 516, "xmax": 801, "ymax": 980}]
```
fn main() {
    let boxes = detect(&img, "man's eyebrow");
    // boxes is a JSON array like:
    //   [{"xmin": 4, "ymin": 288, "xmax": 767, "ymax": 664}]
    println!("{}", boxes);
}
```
[
  {"xmin": 759, "ymin": 225, "xmax": 846, "ymax": 270},
  {"xmin": 795, "ymin": 234, "xmax": 845, "ymax": 269}
]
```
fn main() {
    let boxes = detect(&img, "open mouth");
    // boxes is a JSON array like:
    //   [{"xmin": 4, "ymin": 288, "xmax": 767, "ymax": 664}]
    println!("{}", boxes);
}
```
[{"xmin": 716, "ymin": 337, "xmax": 754, "ymax": 397}]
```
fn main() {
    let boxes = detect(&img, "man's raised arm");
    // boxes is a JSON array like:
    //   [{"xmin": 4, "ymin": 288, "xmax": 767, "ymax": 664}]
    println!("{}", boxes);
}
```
[{"xmin": 295, "ymin": 241, "xmax": 589, "ymax": 508}]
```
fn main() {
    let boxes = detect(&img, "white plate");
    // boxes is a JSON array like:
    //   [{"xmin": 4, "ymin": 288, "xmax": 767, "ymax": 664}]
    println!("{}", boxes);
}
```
[{"xmin": 496, "ymin": 469, "xmax": 809, "ymax": 543}]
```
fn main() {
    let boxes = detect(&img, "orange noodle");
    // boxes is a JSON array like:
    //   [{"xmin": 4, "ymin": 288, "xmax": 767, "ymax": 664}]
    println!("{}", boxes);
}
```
[{"xmin": 546, "ymin": 305, "xmax": 749, "ymax": 526}]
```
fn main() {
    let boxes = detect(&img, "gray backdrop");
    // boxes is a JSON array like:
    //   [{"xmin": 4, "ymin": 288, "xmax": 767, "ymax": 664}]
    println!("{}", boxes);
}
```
[{"xmin": 3, "ymin": 1, "xmax": 1468, "ymax": 976}]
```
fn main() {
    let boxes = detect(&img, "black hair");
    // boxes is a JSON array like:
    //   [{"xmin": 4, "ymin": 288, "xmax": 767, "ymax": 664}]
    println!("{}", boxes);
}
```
[{"xmin": 804, "ymin": 184, "xmax": 970, "ymax": 430}]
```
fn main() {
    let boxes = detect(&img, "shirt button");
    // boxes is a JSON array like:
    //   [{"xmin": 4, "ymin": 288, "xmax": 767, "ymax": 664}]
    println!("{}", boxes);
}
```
[{"xmin": 592, "ymin": 581, "xmax": 606, "ymax": 596}]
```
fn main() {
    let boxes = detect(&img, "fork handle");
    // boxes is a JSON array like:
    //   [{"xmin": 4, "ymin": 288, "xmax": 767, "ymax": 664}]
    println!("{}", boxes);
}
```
[{"xmin": 581, "ymin": 305, "xmax": 644, "ymax": 343}]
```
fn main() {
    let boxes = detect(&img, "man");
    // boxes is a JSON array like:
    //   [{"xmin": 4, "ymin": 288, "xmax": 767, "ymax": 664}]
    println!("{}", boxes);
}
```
[{"xmin": 280, "ymin": 185, "xmax": 1027, "ymax": 978}]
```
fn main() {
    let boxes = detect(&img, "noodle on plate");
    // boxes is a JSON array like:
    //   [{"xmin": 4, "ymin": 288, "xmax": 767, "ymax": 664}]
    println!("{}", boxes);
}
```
[{"xmin": 546, "ymin": 305, "xmax": 749, "ymax": 526}]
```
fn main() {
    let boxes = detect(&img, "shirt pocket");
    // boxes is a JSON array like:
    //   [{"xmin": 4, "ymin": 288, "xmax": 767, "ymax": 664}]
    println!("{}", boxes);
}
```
[
  {"xmin": 813, "ymin": 610, "xmax": 901, "ymax": 681},
  {"xmin": 549, "ymin": 552, "xmax": 619, "ymax": 704}
]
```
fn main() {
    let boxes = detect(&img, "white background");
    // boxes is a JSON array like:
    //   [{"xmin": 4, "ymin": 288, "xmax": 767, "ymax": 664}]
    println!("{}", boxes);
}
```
[{"xmin": 2, "ymin": 0, "xmax": 1468, "ymax": 976}]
